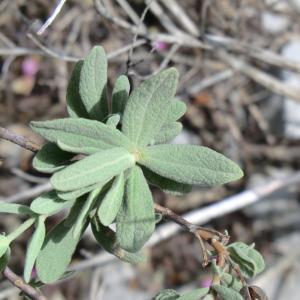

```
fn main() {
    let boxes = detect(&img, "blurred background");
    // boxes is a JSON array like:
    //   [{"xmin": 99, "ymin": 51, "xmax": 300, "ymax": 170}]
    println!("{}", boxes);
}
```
[{"xmin": 1, "ymin": 0, "xmax": 300, "ymax": 299}]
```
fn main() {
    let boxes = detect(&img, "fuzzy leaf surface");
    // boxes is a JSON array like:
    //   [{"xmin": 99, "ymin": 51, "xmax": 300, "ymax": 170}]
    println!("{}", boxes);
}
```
[
  {"xmin": 36, "ymin": 198, "xmax": 87, "ymax": 283},
  {"xmin": 212, "ymin": 285, "xmax": 243, "ymax": 300},
  {"xmin": 31, "ymin": 118, "xmax": 133, "ymax": 152},
  {"xmin": 116, "ymin": 166, "xmax": 155, "ymax": 252},
  {"xmin": 57, "ymin": 139, "xmax": 99, "ymax": 155},
  {"xmin": 98, "ymin": 173, "xmax": 124, "ymax": 226},
  {"xmin": 30, "ymin": 191, "xmax": 71, "ymax": 215},
  {"xmin": 0, "ymin": 235, "xmax": 10, "ymax": 258},
  {"xmin": 154, "ymin": 289, "xmax": 179, "ymax": 300},
  {"xmin": 0, "ymin": 248, "xmax": 10, "ymax": 272},
  {"xmin": 177, "ymin": 288, "xmax": 209, "ymax": 300},
  {"xmin": 106, "ymin": 114, "xmax": 120, "ymax": 128},
  {"xmin": 142, "ymin": 167, "xmax": 192, "ymax": 195},
  {"xmin": 33, "ymin": 142, "xmax": 73, "ymax": 174},
  {"xmin": 154, "ymin": 122, "xmax": 182, "ymax": 144},
  {"xmin": 24, "ymin": 216, "xmax": 46, "ymax": 282},
  {"xmin": 165, "ymin": 99, "xmax": 186, "ymax": 123},
  {"xmin": 112, "ymin": 75, "xmax": 130, "ymax": 115},
  {"xmin": 79, "ymin": 46, "xmax": 108, "ymax": 120},
  {"xmin": 140, "ymin": 144, "xmax": 243, "ymax": 186},
  {"xmin": 91, "ymin": 220, "xmax": 144, "ymax": 264},
  {"xmin": 66, "ymin": 60, "xmax": 89, "ymax": 118},
  {"xmin": 0, "ymin": 202, "xmax": 33, "ymax": 215},
  {"xmin": 51, "ymin": 147, "xmax": 135, "ymax": 191},
  {"xmin": 122, "ymin": 68, "xmax": 178, "ymax": 146}
]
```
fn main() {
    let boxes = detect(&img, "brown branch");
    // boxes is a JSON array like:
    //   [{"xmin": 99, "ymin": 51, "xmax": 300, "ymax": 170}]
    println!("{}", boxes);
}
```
[
  {"xmin": 3, "ymin": 267, "xmax": 47, "ymax": 300},
  {"xmin": 0, "ymin": 127, "xmax": 41, "ymax": 153}
]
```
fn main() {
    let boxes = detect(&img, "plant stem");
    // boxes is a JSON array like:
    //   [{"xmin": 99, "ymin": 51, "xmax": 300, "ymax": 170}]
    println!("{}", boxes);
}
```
[{"xmin": 7, "ymin": 218, "xmax": 35, "ymax": 242}]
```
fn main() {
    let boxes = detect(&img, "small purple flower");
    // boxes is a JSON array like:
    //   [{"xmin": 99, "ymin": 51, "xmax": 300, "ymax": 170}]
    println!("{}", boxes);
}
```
[
  {"xmin": 152, "ymin": 41, "xmax": 168, "ymax": 52},
  {"xmin": 200, "ymin": 277, "xmax": 212, "ymax": 288},
  {"xmin": 22, "ymin": 57, "xmax": 40, "ymax": 77}
]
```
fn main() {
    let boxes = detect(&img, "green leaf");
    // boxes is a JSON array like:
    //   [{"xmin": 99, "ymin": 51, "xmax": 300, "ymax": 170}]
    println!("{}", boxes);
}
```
[
  {"xmin": 221, "ymin": 272, "xmax": 243, "ymax": 292},
  {"xmin": 30, "ymin": 191, "xmax": 72, "ymax": 215},
  {"xmin": 31, "ymin": 118, "xmax": 133, "ymax": 152},
  {"xmin": 98, "ymin": 173, "xmax": 125, "ymax": 226},
  {"xmin": 91, "ymin": 219, "xmax": 144, "ymax": 264},
  {"xmin": 0, "ymin": 235, "xmax": 10, "ymax": 258},
  {"xmin": 36, "ymin": 198, "xmax": 88, "ymax": 283},
  {"xmin": 66, "ymin": 60, "xmax": 89, "ymax": 118},
  {"xmin": 79, "ymin": 46, "xmax": 108, "ymax": 121},
  {"xmin": 57, "ymin": 139, "xmax": 99, "ymax": 155},
  {"xmin": 140, "ymin": 144, "xmax": 243, "ymax": 186},
  {"xmin": 112, "ymin": 75, "xmax": 130, "ymax": 115},
  {"xmin": 153, "ymin": 122, "xmax": 182, "ymax": 144},
  {"xmin": 106, "ymin": 114, "xmax": 120, "ymax": 128},
  {"xmin": 32, "ymin": 142, "xmax": 74, "ymax": 174},
  {"xmin": 142, "ymin": 167, "xmax": 192, "ymax": 195},
  {"xmin": 73, "ymin": 187, "xmax": 102, "ymax": 239},
  {"xmin": 177, "ymin": 288, "xmax": 209, "ymax": 300},
  {"xmin": 153, "ymin": 289, "xmax": 180, "ymax": 300},
  {"xmin": 24, "ymin": 215, "xmax": 46, "ymax": 282},
  {"xmin": 228, "ymin": 242, "xmax": 265, "ymax": 278},
  {"xmin": 0, "ymin": 201, "xmax": 33, "ymax": 215},
  {"xmin": 0, "ymin": 248, "xmax": 10, "ymax": 272},
  {"xmin": 212, "ymin": 285, "xmax": 243, "ymax": 300},
  {"xmin": 122, "ymin": 68, "xmax": 178, "ymax": 146},
  {"xmin": 57, "ymin": 182, "xmax": 102, "ymax": 201},
  {"xmin": 165, "ymin": 99, "xmax": 186, "ymax": 123},
  {"xmin": 51, "ymin": 147, "xmax": 135, "ymax": 192},
  {"xmin": 116, "ymin": 166, "xmax": 155, "ymax": 252},
  {"xmin": 202, "ymin": 294, "xmax": 214, "ymax": 300}
]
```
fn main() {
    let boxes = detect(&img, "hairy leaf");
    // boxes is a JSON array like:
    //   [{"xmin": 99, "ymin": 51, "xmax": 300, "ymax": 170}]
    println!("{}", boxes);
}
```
[
  {"xmin": 30, "ymin": 191, "xmax": 72, "ymax": 215},
  {"xmin": 0, "ymin": 235, "xmax": 10, "ymax": 258},
  {"xmin": 79, "ymin": 46, "xmax": 108, "ymax": 121},
  {"xmin": 36, "ymin": 198, "xmax": 87, "ymax": 283},
  {"xmin": 73, "ymin": 187, "xmax": 102, "ymax": 239},
  {"xmin": 106, "ymin": 114, "xmax": 120, "ymax": 128},
  {"xmin": 165, "ymin": 99, "xmax": 186, "ymax": 123},
  {"xmin": 98, "ymin": 173, "xmax": 124, "ymax": 226},
  {"xmin": 112, "ymin": 75, "xmax": 130, "ymax": 115},
  {"xmin": 142, "ymin": 167, "xmax": 192, "ymax": 195},
  {"xmin": 33, "ymin": 142, "xmax": 73, "ymax": 174},
  {"xmin": 66, "ymin": 60, "xmax": 89, "ymax": 118},
  {"xmin": 212, "ymin": 285, "xmax": 243, "ymax": 300},
  {"xmin": 153, "ymin": 122, "xmax": 182, "ymax": 144},
  {"xmin": 31, "ymin": 118, "xmax": 133, "ymax": 152},
  {"xmin": 116, "ymin": 166, "xmax": 155, "ymax": 252},
  {"xmin": 0, "ymin": 201, "xmax": 33, "ymax": 215},
  {"xmin": 140, "ymin": 144, "xmax": 243, "ymax": 186},
  {"xmin": 221, "ymin": 272, "xmax": 243, "ymax": 292},
  {"xmin": 24, "ymin": 216, "xmax": 46, "ymax": 282},
  {"xmin": 178, "ymin": 288, "xmax": 209, "ymax": 300},
  {"xmin": 122, "ymin": 68, "xmax": 178, "ymax": 146},
  {"xmin": 153, "ymin": 289, "xmax": 180, "ymax": 300},
  {"xmin": 57, "ymin": 139, "xmax": 99, "ymax": 155},
  {"xmin": 51, "ymin": 147, "xmax": 135, "ymax": 191},
  {"xmin": 228, "ymin": 242, "xmax": 265, "ymax": 278},
  {"xmin": 91, "ymin": 219, "xmax": 144, "ymax": 264}
]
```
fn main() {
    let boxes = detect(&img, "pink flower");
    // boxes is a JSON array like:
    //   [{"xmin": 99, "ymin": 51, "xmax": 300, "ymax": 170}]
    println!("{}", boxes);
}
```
[{"xmin": 22, "ymin": 57, "xmax": 40, "ymax": 77}]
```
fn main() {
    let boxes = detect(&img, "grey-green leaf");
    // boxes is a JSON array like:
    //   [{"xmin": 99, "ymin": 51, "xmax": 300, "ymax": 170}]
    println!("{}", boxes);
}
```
[
  {"xmin": 153, "ymin": 122, "xmax": 182, "ymax": 144},
  {"xmin": 153, "ymin": 289, "xmax": 180, "ymax": 300},
  {"xmin": 140, "ymin": 144, "xmax": 243, "ymax": 186},
  {"xmin": 0, "ymin": 235, "xmax": 10, "ymax": 258},
  {"xmin": 165, "ymin": 99, "xmax": 186, "ymax": 123},
  {"xmin": 33, "ymin": 142, "xmax": 74, "ymax": 174},
  {"xmin": 112, "ymin": 75, "xmax": 130, "ymax": 115},
  {"xmin": 24, "ymin": 216, "xmax": 46, "ymax": 282},
  {"xmin": 57, "ymin": 139, "xmax": 99, "ymax": 155},
  {"xmin": 0, "ymin": 248, "xmax": 10, "ymax": 272},
  {"xmin": 98, "ymin": 173, "xmax": 124, "ymax": 226},
  {"xmin": 66, "ymin": 60, "xmax": 89, "ymax": 118},
  {"xmin": 73, "ymin": 187, "xmax": 102, "ymax": 239},
  {"xmin": 36, "ymin": 198, "xmax": 88, "ymax": 283},
  {"xmin": 51, "ymin": 147, "xmax": 135, "ymax": 192},
  {"xmin": 106, "ymin": 114, "xmax": 121, "ymax": 128},
  {"xmin": 212, "ymin": 285, "xmax": 243, "ymax": 300},
  {"xmin": 142, "ymin": 167, "xmax": 192, "ymax": 195},
  {"xmin": 116, "ymin": 166, "xmax": 155, "ymax": 252},
  {"xmin": 177, "ymin": 288, "xmax": 209, "ymax": 300},
  {"xmin": 0, "ymin": 201, "xmax": 33, "ymax": 215},
  {"xmin": 31, "ymin": 118, "xmax": 133, "ymax": 152},
  {"xmin": 122, "ymin": 68, "xmax": 178, "ymax": 146},
  {"xmin": 91, "ymin": 219, "xmax": 144, "ymax": 264},
  {"xmin": 228, "ymin": 242, "xmax": 265, "ymax": 278},
  {"xmin": 30, "ymin": 191, "xmax": 72, "ymax": 215},
  {"xmin": 79, "ymin": 46, "xmax": 108, "ymax": 121}
]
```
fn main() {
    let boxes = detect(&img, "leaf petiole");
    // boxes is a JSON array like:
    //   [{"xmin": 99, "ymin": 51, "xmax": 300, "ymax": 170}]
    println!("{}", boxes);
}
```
[{"xmin": 7, "ymin": 218, "xmax": 35, "ymax": 243}]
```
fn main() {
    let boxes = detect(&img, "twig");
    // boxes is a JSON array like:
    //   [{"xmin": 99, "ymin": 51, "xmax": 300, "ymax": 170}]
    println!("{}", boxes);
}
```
[
  {"xmin": 3, "ymin": 267, "xmax": 47, "ymax": 300},
  {"xmin": 37, "ymin": 0, "xmax": 67, "ymax": 35},
  {"xmin": 0, "ymin": 127, "xmax": 41, "ymax": 153}
]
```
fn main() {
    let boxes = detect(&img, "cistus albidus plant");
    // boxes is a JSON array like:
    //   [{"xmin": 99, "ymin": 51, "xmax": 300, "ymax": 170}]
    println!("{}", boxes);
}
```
[{"xmin": 0, "ymin": 46, "xmax": 266, "ymax": 300}]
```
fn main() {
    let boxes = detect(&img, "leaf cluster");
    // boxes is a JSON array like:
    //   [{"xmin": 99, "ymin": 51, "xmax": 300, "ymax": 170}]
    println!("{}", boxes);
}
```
[{"xmin": 0, "ymin": 46, "xmax": 244, "ymax": 286}]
